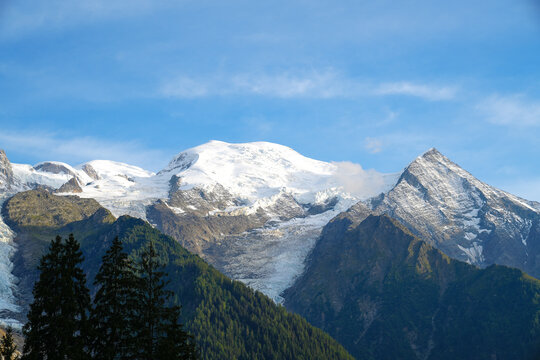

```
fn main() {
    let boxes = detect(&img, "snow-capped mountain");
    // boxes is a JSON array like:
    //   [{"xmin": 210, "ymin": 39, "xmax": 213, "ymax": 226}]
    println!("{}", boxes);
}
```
[
  {"xmin": 1, "ymin": 141, "xmax": 539, "ymax": 306},
  {"xmin": 0, "ymin": 141, "xmax": 396, "ymax": 303},
  {"xmin": 368, "ymin": 148, "xmax": 540, "ymax": 277}
]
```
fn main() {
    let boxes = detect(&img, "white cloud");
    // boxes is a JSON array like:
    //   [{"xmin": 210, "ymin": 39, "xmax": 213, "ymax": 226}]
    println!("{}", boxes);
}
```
[
  {"xmin": 331, "ymin": 161, "xmax": 390, "ymax": 199},
  {"xmin": 160, "ymin": 72, "xmax": 456, "ymax": 101},
  {"xmin": 477, "ymin": 94, "xmax": 540, "ymax": 126},
  {"xmin": 375, "ymin": 82, "xmax": 457, "ymax": 101},
  {"xmin": 0, "ymin": 131, "xmax": 168, "ymax": 171}
]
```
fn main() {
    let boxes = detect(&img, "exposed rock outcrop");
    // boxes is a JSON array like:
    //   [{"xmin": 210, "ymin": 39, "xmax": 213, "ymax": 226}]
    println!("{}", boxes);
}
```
[
  {"xmin": 55, "ymin": 177, "xmax": 83, "ymax": 193},
  {"xmin": 0, "ymin": 150, "xmax": 14, "ymax": 189}
]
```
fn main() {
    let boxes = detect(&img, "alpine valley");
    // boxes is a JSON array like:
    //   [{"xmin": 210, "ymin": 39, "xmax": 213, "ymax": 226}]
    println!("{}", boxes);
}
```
[{"xmin": 0, "ymin": 141, "xmax": 539, "ymax": 359}]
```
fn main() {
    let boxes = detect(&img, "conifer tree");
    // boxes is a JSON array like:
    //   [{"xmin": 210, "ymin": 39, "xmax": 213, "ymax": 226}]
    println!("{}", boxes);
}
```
[
  {"xmin": 90, "ymin": 237, "xmax": 139, "ymax": 360},
  {"xmin": 135, "ymin": 242, "xmax": 197, "ymax": 360},
  {"xmin": 22, "ymin": 234, "xmax": 91, "ymax": 360},
  {"xmin": 0, "ymin": 327, "xmax": 18, "ymax": 360},
  {"xmin": 156, "ymin": 305, "xmax": 198, "ymax": 360}
]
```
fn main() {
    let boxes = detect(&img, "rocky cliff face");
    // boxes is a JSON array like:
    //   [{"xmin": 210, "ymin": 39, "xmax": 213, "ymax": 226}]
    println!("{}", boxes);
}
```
[
  {"xmin": 0, "ymin": 150, "xmax": 14, "ymax": 189},
  {"xmin": 367, "ymin": 148, "xmax": 540, "ymax": 278},
  {"xmin": 284, "ymin": 214, "xmax": 540, "ymax": 360},
  {"xmin": 55, "ymin": 177, "xmax": 83, "ymax": 193},
  {"xmin": 33, "ymin": 162, "xmax": 78, "ymax": 178}
]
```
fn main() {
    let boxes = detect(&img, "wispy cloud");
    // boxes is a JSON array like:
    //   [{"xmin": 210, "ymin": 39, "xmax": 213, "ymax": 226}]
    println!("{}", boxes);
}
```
[
  {"xmin": 0, "ymin": 0, "xmax": 169, "ymax": 40},
  {"xmin": 364, "ymin": 137, "xmax": 383, "ymax": 154},
  {"xmin": 360, "ymin": 132, "xmax": 437, "ymax": 157},
  {"xmin": 161, "ymin": 70, "xmax": 346, "ymax": 99},
  {"xmin": 0, "ymin": 131, "xmax": 168, "ymax": 171},
  {"xmin": 160, "ymin": 71, "xmax": 457, "ymax": 101},
  {"xmin": 477, "ymin": 94, "xmax": 540, "ymax": 126},
  {"xmin": 374, "ymin": 82, "xmax": 458, "ymax": 101}
]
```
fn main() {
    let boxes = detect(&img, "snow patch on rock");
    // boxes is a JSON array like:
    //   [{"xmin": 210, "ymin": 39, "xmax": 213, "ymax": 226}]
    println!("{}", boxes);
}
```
[{"xmin": 0, "ymin": 197, "xmax": 21, "ymax": 329}]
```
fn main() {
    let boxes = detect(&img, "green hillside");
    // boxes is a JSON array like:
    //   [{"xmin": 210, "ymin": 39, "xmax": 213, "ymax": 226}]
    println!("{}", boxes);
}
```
[
  {"xmin": 284, "ymin": 214, "xmax": 540, "ymax": 360},
  {"xmin": 3, "ymin": 190, "xmax": 352, "ymax": 360}
]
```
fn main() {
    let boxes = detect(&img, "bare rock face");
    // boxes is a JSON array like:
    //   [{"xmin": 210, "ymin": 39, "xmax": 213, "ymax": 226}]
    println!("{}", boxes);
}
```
[
  {"xmin": 367, "ymin": 148, "xmax": 540, "ymax": 278},
  {"xmin": 147, "ymin": 199, "xmax": 267, "ymax": 254},
  {"xmin": 81, "ymin": 164, "xmax": 100, "ymax": 181},
  {"xmin": 0, "ymin": 150, "xmax": 14, "ymax": 189},
  {"xmin": 168, "ymin": 178, "xmax": 241, "ymax": 216},
  {"xmin": 55, "ymin": 177, "xmax": 83, "ymax": 193},
  {"xmin": 34, "ymin": 162, "xmax": 77, "ymax": 178}
]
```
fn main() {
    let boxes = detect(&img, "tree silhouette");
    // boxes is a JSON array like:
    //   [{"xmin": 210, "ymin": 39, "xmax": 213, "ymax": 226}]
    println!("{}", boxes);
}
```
[
  {"xmin": 90, "ymin": 237, "xmax": 140, "ymax": 360},
  {"xmin": 22, "ymin": 234, "xmax": 91, "ymax": 360},
  {"xmin": 135, "ymin": 242, "xmax": 197, "ymax": 360},
  {"xmin": 0, "ymin": 327, "xmax": 18, "ymax": 360}
]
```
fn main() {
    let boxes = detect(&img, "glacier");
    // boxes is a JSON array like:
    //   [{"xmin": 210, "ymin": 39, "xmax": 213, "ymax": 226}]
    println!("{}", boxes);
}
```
[
  {"xmin": 2, "ymin": 140, "xmax": 397, "ymax": 304},
  {"xmin": 0, "ymin": 197, "xmax": 21, "ymax": 329}
]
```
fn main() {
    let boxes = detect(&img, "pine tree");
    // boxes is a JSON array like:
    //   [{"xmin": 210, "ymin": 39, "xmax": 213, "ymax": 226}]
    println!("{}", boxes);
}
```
[
  {"xmin": 0, "ymin": 327, "xmax": 18, "ymax": 360},
  {"xmin": 156, "ymin": 305, "xmax": 198, "ymax": 360},
  {"xmin": 135, "ymin": 242, "xmax": 197, "ymax": 360},
  {"xmin": 90, "ymin": 237, "xmax": 140, "ymax": 360},
  {"xmin": 22, "ymin": 234, "xmax": 91, "ymax": 360}
]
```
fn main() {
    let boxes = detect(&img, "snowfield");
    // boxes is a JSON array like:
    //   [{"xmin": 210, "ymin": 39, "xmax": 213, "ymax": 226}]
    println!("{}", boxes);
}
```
[{"xmin": 1, "ymin": 140, "xmax": 397, "ymax": 308}]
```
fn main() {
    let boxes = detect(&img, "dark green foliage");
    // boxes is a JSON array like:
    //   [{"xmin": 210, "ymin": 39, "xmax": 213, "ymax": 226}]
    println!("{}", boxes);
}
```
[
  {"xmin": 22, "ymin": 234, "xmax": 91, "ymax": 360},
  {"xmin": 285, "ymin": 214, "xmax": 540, "ymax": 360},
  {"xmin": 90, "ymin": 237, "xmax": 140, "ymax": 360},
  {"xmin": 0, "ymin": 327, "xmax": 18, "ymax": 360},
  {"xmin": 432, "ymin": 266, "xmax": 540, "ymax": 360},
  {"xmin": 6, "ymin": 191, "xmax": 351, "ymax": 359},
  {"xmin": 156, "ymin": 307, "xmax": 198, "ymax": 360},
  {"xmin": 114, "ymin": 217, "xmax": 351, "ymax": 360},
  {"xmin": 135, "ymin": 242, "xmax": 197, "ymax": 360}
]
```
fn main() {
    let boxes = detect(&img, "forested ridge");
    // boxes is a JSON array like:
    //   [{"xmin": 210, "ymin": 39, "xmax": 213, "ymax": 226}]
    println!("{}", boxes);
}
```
[{"xmin": 2, "ymin": 190, "xmax": 353, "ymax": 359}]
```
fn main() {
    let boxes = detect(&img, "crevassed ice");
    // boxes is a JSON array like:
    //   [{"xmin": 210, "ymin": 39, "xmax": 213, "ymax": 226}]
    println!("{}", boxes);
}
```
[
  {"xmin": 0, "ymin": 198, "xmax": 21, "ymax": 329},
  {"xmin": 216, "ymin": 204, "xmax": 353, "ymax": 303}
]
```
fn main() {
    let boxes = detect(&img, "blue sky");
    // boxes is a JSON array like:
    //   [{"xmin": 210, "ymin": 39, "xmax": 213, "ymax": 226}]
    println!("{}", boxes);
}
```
[{"xmin": 1, "ymin": 0, "xmax": 540, "ymax": 200}]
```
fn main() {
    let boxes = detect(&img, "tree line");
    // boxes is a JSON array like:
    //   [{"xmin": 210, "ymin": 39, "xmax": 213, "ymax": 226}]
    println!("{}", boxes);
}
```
[{"xmin": 17, "ymin": 234, "xmax": 197, "ymax": 360}]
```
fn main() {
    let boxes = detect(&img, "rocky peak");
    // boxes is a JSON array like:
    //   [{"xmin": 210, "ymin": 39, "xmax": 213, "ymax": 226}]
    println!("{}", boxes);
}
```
[
  {"xmin": 401, "ymin": 147, "xmax": 459, "ymax": 179},
  {"xmin": 81, "ymin": 164, "xmax": 100, "ymax": 181},
  {"xmin": 367, "ymin": 147, "xmax": 540, "ymax": 277},
  {"xmin": 0, "ymin": 149, "xmax": 14, "ymax": 188},
  {"xmin": 55, "ymin": 177, "xmax": 83, "ymax": 194},
  {"xmin": 34, "ymin": 162, "xmax": 78, "ymax": 178}
]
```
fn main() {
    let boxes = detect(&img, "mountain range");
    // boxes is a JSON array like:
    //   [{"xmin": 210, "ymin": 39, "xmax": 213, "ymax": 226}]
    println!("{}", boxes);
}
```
[{"xmin": 1, "ymin": 141, "xmax": 539, "ymax": 358}]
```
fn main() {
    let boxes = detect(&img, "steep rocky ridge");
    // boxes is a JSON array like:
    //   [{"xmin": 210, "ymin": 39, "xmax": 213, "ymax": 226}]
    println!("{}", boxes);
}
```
[
  {"xmin": 55, "ymin": 177, "xmax": 83, "ymax": 193},
  {"xmin": 33, "ymin": 162, "xmax": 78, "ymax": 178},
  {"xmin": 368, "ymin": 148, "xmax": 540, "ymax": 278},
  {"xmin": 284, "ymin": 213, "xmax": 540, "ymax": 360},
  {"xmin": 0, "ymin": 150, "xmax": 14, "ymax": 190}
]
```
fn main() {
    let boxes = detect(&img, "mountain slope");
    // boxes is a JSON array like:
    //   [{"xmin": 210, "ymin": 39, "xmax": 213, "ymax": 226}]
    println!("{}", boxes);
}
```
[
  {"xmin": 284, "ymin": 212, "xmax": 540, "ymax": 360},
  {"xmin": 2, "ymin": 190, "xmax": 353, "ymax": 360},
  {"xmin": 368, "ymin": 148, "xmax": 540, "ymax": 277},
  {"xmin": 0, "ymin": 142, "xmax": 395, "ymax": 302}
]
